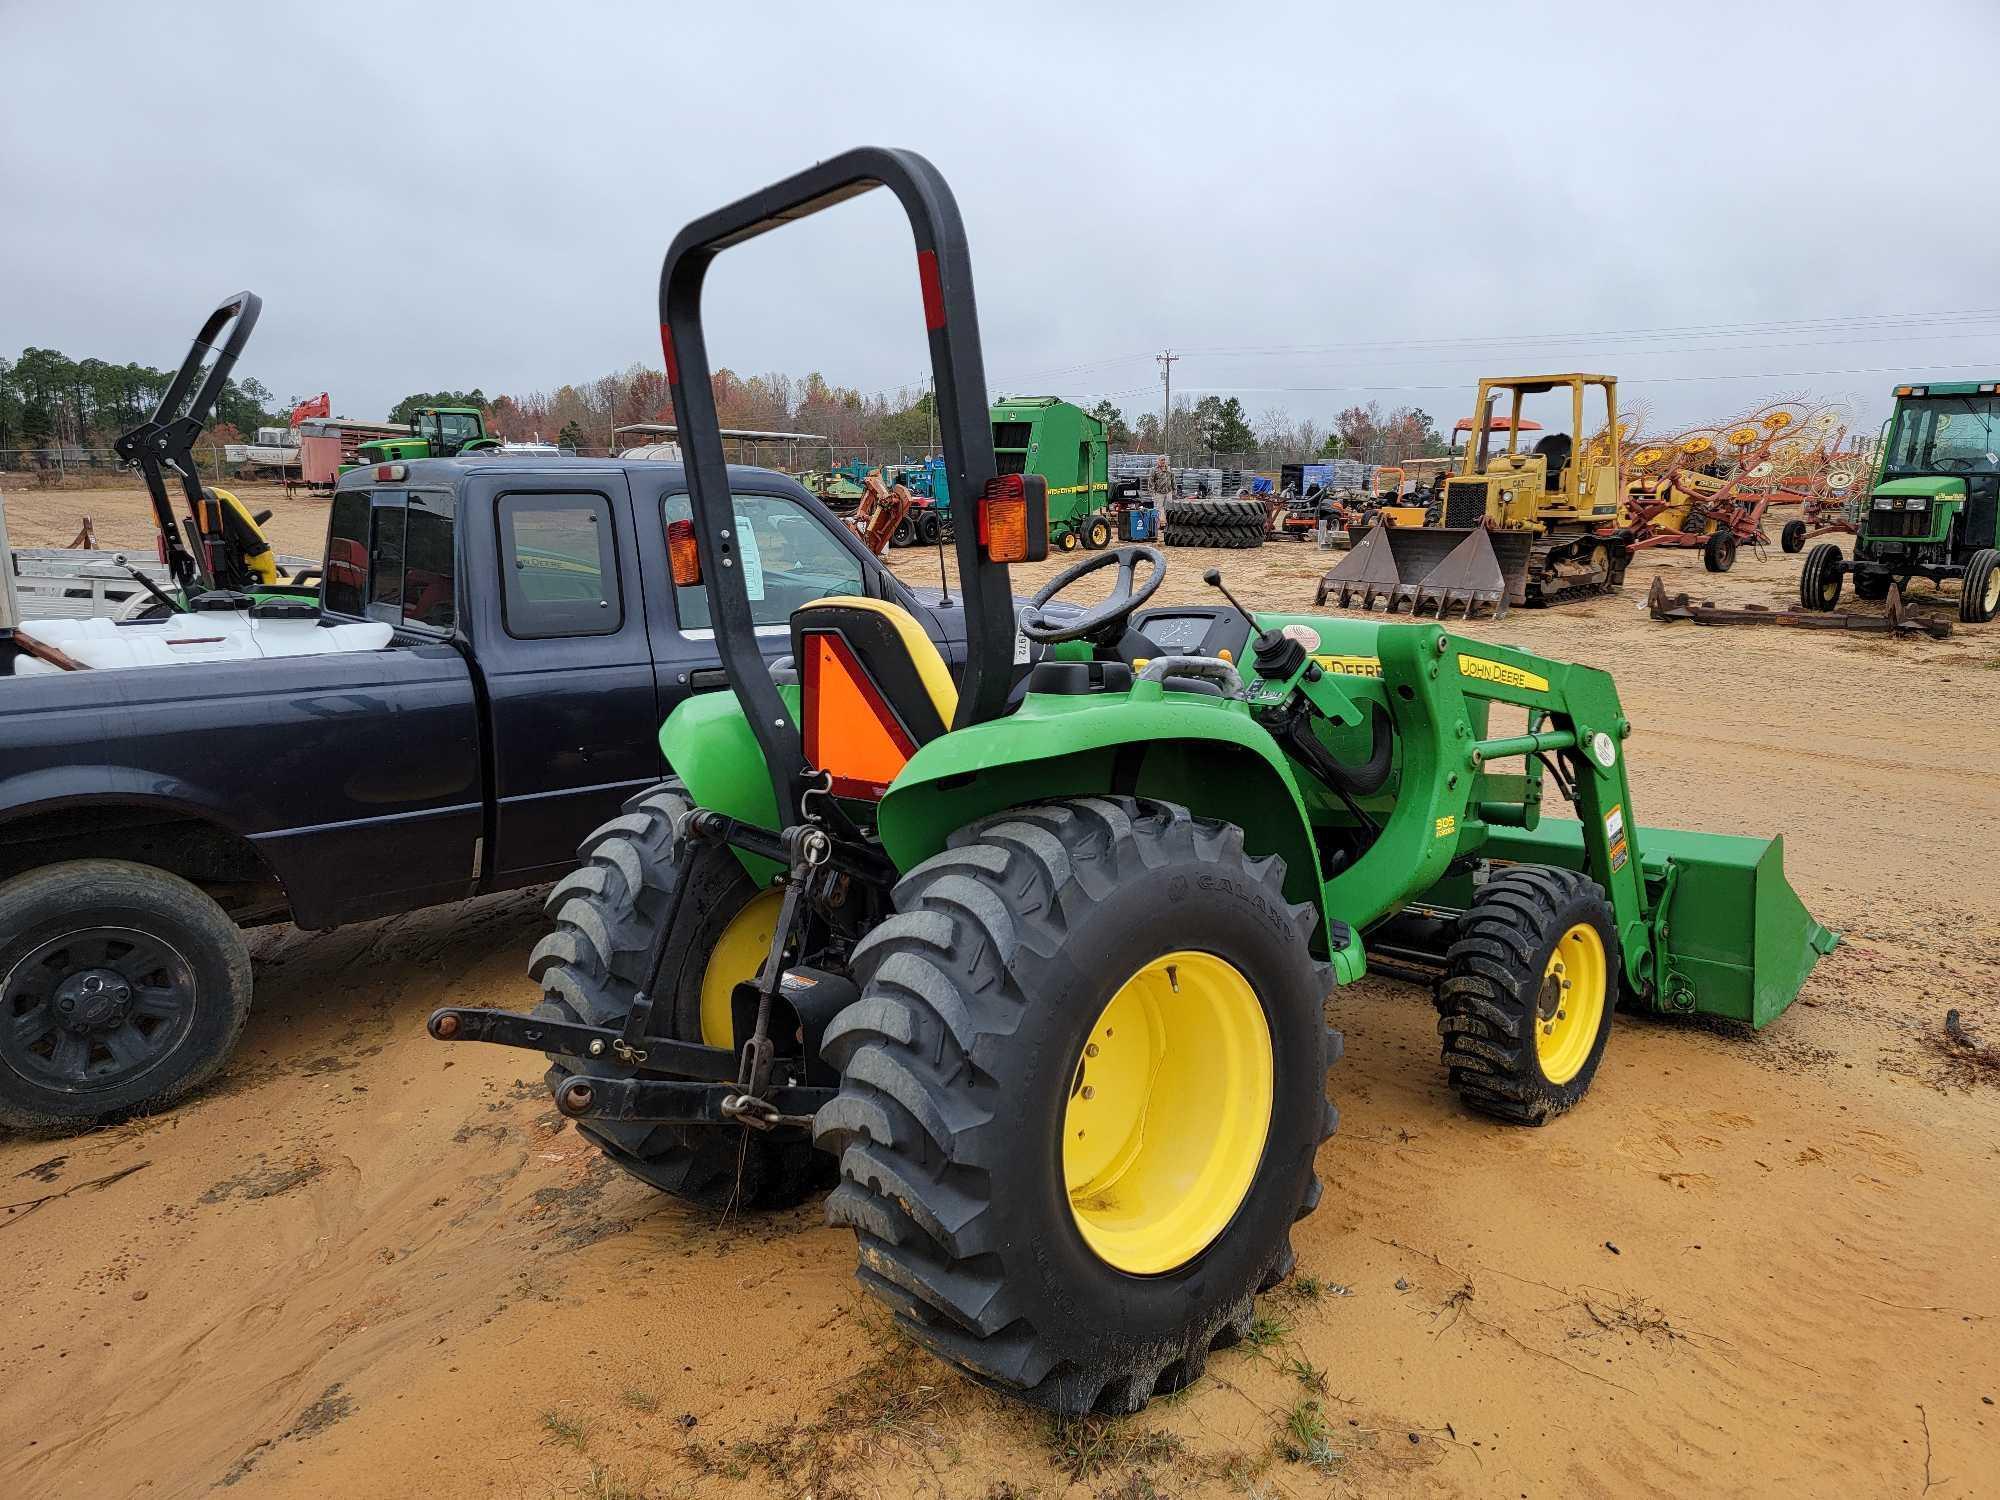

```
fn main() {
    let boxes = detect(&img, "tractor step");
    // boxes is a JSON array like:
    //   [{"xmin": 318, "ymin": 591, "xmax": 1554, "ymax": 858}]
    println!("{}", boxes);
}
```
[{"xmin": 1646, "ymin": 576, "xmax": 1952, "ymax": 639}]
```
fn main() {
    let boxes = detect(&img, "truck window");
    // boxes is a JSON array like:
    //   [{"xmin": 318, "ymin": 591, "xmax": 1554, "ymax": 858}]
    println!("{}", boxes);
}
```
[
  {"xmin": 323, "ymin": 488, "xmax": 457, "ymax": 628},
  {"xmin": 402, "ymin": 498, "xmax": 457, "ymax": 629},
  {"xmin": 497, "ymin": 492, "xmax": 622, "ymax": 638},
  {"xmin": 323, "ymin": 490, "xmax": 370, "ymax": 615},
  {"xmin": 663, "ymin": 491, "xmax": 863, "ymax": 631}
]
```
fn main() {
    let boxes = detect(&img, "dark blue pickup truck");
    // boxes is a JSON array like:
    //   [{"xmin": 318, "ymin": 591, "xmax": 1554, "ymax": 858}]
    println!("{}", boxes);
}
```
[{"xmin": 0, "ymin": 456, "xmax": 975, "ymax": 1130}]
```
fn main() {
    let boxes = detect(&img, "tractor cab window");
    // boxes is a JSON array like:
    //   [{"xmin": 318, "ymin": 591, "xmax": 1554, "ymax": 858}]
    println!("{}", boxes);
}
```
[
  {"xmin": 664, "ymin": 491, "xmax": 864, "ymax": 632},
  {"xmin": 1884, "ymin": 396, "xmax": 2000, "ymax": 476},
  {"xmin": 430, "ymin": 410, "xmax": 484, "ymax": 450}
]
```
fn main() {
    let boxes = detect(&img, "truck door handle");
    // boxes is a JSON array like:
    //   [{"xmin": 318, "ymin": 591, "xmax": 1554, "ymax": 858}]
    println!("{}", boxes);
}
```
[{"xmin": 689, "ymin": 668, "xmax": 729, "ymax": 690}]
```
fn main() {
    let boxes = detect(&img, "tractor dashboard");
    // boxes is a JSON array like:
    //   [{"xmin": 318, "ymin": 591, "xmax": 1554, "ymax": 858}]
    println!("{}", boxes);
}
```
[{"xmin": 1129, "ymin": 605, "xmax": 1252, "ymax": 662}]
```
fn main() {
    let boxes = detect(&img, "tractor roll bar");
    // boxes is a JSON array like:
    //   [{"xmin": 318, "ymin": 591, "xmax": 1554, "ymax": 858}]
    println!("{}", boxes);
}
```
[
  {"xmin": 659, "ymin": 147, "xmax": 1012, "ymax": 829},
  {"xmin": 112, "ymin": 291, "xmax": 263, "ymax": 590}
]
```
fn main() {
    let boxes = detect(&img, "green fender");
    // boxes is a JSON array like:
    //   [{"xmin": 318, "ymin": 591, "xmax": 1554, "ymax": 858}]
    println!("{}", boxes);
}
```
[
  {"xmin": 657, "ymin": 687, "xmax": 792, "ymax": 886},
  {"xmin": 875, "ymin": 687, "xmax": 1359, "ymax": 973}
]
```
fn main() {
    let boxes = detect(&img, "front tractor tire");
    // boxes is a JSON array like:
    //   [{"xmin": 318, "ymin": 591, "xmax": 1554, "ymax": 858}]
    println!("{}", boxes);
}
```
[
  {"xmin": 1799, "ymin": 542, "xmax": 1845, "ymax": 611},
  {"xmin": 1436, "ymin": 866, "xmax": 1618, "ymax": 1125},
  {"xmin": 814, "ymin": 797, "xmax": 1338, "ymax": 1415},
  {"xmin": 1960, "ymin": 547, "xmax": 2000, "ymax": 624},
  {"xmin": 528, "ymin": 782, "xmax": 831, "ymax": 1210}
]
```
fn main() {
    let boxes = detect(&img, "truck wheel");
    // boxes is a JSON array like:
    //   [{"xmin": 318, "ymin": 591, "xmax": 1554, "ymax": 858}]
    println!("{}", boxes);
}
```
[
  {"xmin": 893, "ymin": 516, "xmax": 917, "ymax": 548},
  {"xmin": 1781, "ymin": 518, "xmax": 1807, "ymax": 554},
  {"xmin": 815, "ymin": 797, "xmax": 1338, "ymax": 1415},
  {"xmin": 1799, "ymin": 542, "xmax": 1844, "ymax": 610},
  {"xmin": 0, "ymin": 860, "xmax": 252, "ymax": 1133},
  {"xmin": 1702, "ymin": 530, "xmax": 1737, "ymax": 572},
  {"xmin": 917, "ymin": 510, "xmax": 942, "ymax": 546},
  {"xmin": 528, "ymin": 782, "xmax": 831, "ymax": 1210},
  {"xmin": 1960, "ymin": 548, "xmax": 2000, "ymax": 624},
  {"xmin": 1436, "ymin": 866, "xmax": 1617, "ymax": 1125}
]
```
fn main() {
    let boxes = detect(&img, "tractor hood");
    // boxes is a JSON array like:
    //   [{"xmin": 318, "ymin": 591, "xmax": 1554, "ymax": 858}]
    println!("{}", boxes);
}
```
[{"xmin": 1873, "ymin": 476, "xmax": 1964, "ymax": 500}]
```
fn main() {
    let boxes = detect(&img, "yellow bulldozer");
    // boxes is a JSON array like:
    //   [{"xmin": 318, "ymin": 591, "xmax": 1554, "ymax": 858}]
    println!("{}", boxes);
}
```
[{"xmin": 1320, "ymin": 374, "xmax": 1629, "ymax": 615}]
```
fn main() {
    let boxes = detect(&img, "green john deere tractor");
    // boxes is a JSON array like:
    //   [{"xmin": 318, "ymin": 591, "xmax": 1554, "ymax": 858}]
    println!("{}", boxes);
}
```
[
  {"xmin": 1798, "ymin": 379, "xmax": 2000, "ymax": 623},
  {"xmin": 431, "ymin": 149, "xmax": 1836, "ymax": 1417},
  {"xmin": 345, "ymin": 405, "xmax": 499, "ymax": 471}
]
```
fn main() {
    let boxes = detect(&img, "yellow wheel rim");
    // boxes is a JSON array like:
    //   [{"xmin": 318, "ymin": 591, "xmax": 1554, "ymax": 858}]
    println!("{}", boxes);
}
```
[
  {"xmin": 1063, "ymin": 951, "xmax": 1273, "ymax": 1276},
  {"xmin": 1534, "ymin": 923, "xmax": 1607, "ymax": 1085},
  {"xmin": 698, "ymin": 888, "xmax": 782, "ymax": 1048}
]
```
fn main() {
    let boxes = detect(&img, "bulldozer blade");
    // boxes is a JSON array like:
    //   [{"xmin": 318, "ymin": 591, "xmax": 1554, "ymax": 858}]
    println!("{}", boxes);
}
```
[
  {"xmin": 1645, "ymin": 575, "xmax": 1952, "ymax": 639},
  {"xmin": 1401, "ymin": 527, "xmax": 1511, "ymax": 619},
  {"xmin": 1316, "ymin": 523, "xmax": 1404, "ymax": 610}
]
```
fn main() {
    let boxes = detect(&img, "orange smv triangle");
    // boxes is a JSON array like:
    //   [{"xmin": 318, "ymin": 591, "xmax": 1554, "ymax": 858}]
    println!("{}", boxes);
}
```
[{"xmin": 802, "ymin": 630, "xmax": 919, "ymax": 799}]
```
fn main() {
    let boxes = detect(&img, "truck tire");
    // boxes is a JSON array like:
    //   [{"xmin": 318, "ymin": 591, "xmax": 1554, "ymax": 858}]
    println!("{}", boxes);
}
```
[
  {"xmin": 0, "ymin": 860, "xmax": 252, "ymax": 1133},
  {"xmin": 1436, "ymin": 865, "xmax": 1617, "ymax": 1125},
  {"xmin": 1781, "ymin": 518, "xmax": 1807, "ymax": 554},
  {"xmin": 528, "ymin": 782, "xmax": 831, "ymax": 1210},
  {"xmin": 1961, "ymin": 548, "xmax": 2000, "ymax": 623},
  {"xmin": 815, "ymin": 797, "xmax": 1338, "ymax": 1415},
  {"xmin": 1702, "ymin": 530, "xmax": 1737, "ymax": 572},
  {"xmin": 1799, "ymin": 542, "xmax": 1844, "ymax": 610}
]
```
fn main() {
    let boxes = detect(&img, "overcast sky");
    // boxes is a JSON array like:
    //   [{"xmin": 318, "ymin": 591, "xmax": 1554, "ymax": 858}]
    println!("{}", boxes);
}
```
[{"xmin": 5, "ymin": 0, "xmax": 1996, "ymax": 440}]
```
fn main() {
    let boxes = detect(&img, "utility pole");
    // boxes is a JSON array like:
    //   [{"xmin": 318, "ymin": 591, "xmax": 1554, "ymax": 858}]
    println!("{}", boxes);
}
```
[{"xmin": 1156, "ymin": 350, "xmax": 1177, "ymax": 464}]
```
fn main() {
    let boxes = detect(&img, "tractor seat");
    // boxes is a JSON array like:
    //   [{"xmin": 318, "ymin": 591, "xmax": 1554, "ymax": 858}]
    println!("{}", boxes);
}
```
[{"xmin": 791, "ymin": 597, "xmax": 959, "ymax": 799}]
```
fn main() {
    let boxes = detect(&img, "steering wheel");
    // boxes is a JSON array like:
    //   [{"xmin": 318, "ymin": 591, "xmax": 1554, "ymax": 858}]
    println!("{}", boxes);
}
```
[
  {"xmin": 1018, "ymin": 546, "xmax": 1166, "ymax": 643},
  {"xmin": 1931, "ymin": 455, "xmax": 1974, "ymax": 472}
]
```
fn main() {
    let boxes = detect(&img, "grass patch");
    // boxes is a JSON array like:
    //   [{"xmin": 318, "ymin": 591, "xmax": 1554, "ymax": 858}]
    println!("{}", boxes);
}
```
[
  {"xmin": 1043, "ymin": 1416, "xmax": 1185, "ymax": 1483},
  {"xmin": 619, "ymin": 1388, "xmax": 660, "ymax": 1414},
  {"xmin": 540, "ymin": 1408, "xmax": 589, "ymax": 1452},
  {"xmin": 1286, "ymin": 1273, "xmax": 1325, "ymax": 1302},
  {"xmin": 1274, "ymin": 1398, "xmax": 1343, "ymax": 1473},
  {"xmin": 1281, "ymin": 1354, "xmax": 1328, "ymax": 1393},
  {"xmin": 576, "ymin": 1462, "xmax": 653, "ymax": 1499},
  {"xmin": 677, "ymin": 1323, "xmax": 969, "ymax": 1500},
  {"xmin": 1242, "ymin": 1310, "xmax": 1293, "ymax": 1348}
]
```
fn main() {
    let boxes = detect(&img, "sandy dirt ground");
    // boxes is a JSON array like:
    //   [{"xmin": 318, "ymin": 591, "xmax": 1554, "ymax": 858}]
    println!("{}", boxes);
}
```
[{"xmin": 3, "ymin": 480, "xmax": 1998, "ymax": 1499}]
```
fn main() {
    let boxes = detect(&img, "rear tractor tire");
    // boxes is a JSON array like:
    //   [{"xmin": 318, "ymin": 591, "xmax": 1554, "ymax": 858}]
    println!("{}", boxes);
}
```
[
  {"xmin": 815, "ymin": 797, "xmax": 1338, "ymax": 1415},
  {"xmin": 528, "ymin": 781, "xmax": 832, "ymax": 1210},
  {"xmin": 1960, "ymin": 547, "xmax": 2000, "ymax": 624},
  {"xmin": 1435, "ymin": 866, "xmax": 1617, "ymax": 1125},
  {"xmin": 1798, "ymin": 542, "xmax": 1844, "ymax": 611}
]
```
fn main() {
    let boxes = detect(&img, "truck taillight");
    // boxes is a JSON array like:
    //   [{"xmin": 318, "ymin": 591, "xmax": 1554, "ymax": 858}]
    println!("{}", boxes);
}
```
[
  {"xmin": 667, "ymin": 518, "xmax": 702, "ymax": 585},
  {"xmin": 375, "ymin": 463, "xmax": 407, "ymax": 481},
  {"xmin": 978, "ymin": 474, "xmax": 1048, "ymax": 564}
]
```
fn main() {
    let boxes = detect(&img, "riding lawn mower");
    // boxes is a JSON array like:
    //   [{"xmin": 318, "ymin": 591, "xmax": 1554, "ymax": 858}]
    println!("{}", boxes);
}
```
[{"xmin": 432, "ymin": 149, "xmax": 1836, "ymax": 1417}]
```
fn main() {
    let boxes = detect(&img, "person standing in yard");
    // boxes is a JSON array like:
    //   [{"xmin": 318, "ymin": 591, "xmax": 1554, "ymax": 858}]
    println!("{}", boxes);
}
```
[{"xmin": 1148, "ymin": 456, "xmax": 1173, "ymax": 538}]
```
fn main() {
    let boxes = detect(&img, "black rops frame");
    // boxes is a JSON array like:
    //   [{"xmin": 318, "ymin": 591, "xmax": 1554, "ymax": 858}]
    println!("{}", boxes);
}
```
[
  {"xmin": 659, "ymin": 147, "xmax": 1014, "ymax": 829},
  {"xmin": 112, "ymin": 291, "xmax": 263, "ymax": 590}
]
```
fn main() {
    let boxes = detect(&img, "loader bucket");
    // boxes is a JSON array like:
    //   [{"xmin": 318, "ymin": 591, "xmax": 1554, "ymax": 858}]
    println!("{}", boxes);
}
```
[
  {"xmin": 1316, "ymin": 523, "xmax": 1404, "ymax": 609},
  {"xmin": 1481, "ymin": 819, "xmax": 1838, "ymax": 1029},
  {"xmin": 1318, "ymin": 524, "xmax": 1530, "ymax": 618}
]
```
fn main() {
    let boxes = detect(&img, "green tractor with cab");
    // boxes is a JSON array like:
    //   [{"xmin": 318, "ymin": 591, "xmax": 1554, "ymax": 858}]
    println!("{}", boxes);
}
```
[
  {"xmin": 345, "ymin": 404, "xmax": 500, "ymax": 472},
  {"xmin": 1799, "ymin": 379, "xmax": 2000, "ymax": 623},
  {"xmin": 431, "ymin": 149, "xmax": 1835, "ymax": 1417}
]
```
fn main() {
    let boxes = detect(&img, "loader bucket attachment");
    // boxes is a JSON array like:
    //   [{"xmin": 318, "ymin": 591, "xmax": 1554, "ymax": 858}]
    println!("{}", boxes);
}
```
[
  {"xmin": 1318, "ymin": 524, "xmax": 1526, "ymax": 618},
  {"xmin": 1482, "ymin": 820, "xmax": 1838, "ymax": 1029},
  {"xmin": 1315, "ymin": 522, "xmax": 1404, "ymax": 609},
  {"xmin": 1400, "ymin": 528, "xmax": 1510, "ymax": 618}
]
